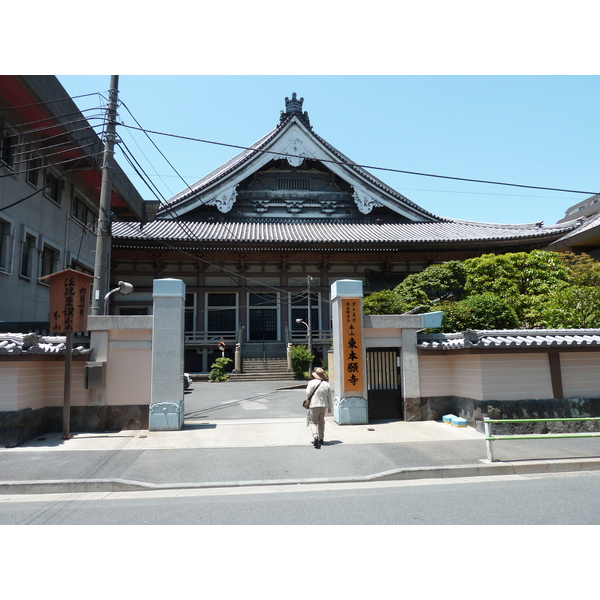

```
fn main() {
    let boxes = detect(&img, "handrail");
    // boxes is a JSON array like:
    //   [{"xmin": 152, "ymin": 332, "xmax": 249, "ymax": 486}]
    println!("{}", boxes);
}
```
[
  {"xmin": 483, "ymin": 417, "xmax": 600, "ymax": 461},
  {"xmin": 184, "ymin": 331, "xmax": 238, "ymax": 345},
  {"xmin": 289, "ymin": 329, "xmax": 333, "ymax": 344}
]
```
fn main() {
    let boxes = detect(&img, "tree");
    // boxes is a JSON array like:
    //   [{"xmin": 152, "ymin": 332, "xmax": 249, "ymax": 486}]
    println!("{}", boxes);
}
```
[
  {"xmin": 395, "ymin": 260, "xmax": 466, "ymax": 301},
  {"xmin": 435, "ymin": 293, "xmax": 520, "ymax": 333},
  {"xmin": 538, "ymin": 286, "xmax": 600, "ymax": 329},
  {"xmin": 464, "ymin": 250, "xmax": 570, "ymax": 301},
  {"xmin": 557, "ymin": 251, "xmax": 600, "ymax": 288},
  {"xmin": 363, "ymin": 287, "xmax": 431, "ymax": 315},
  {"xmin": 363, "ymin": 250, "xmax": 600, "ymax": 332}
]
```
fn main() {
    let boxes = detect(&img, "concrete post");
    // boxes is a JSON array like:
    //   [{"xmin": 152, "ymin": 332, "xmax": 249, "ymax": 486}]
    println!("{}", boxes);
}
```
[
  {"xmin": 149, "ymin": 278, "xmax": 186, "ymax": 431},
  {"xmin": 331, "ymin": 279, "xmax": 368, "ymax": 424},
  {"xmin": 234, "ymin": 343, "xmax": 242, "ymax": 373},
  {"xmin": 400, "ymin": 326, "xmax": 421, "ymax": 421}
]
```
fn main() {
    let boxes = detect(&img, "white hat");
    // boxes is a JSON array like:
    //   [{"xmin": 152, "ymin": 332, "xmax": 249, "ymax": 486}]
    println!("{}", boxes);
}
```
[{"xmin": 312, "ymin": 367, "xmax": 327, "ymax": 380}]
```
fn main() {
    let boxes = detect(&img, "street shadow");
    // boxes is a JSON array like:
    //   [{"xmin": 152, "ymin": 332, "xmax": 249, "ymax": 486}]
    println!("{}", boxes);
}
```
[
  {"xmin": 182, "ymin": 423, "xmax": 217, "ymax": 430},
  {"xmin": 321, "ymin": 440, "xmax": 343, "ymax": 446},
  {"xmin": 184, "ymin": 393, "xmax": 277, "ymax": 419},
  {"xmin": 16, "ymin": 432, "xmax": 136, "ymax": 448}
]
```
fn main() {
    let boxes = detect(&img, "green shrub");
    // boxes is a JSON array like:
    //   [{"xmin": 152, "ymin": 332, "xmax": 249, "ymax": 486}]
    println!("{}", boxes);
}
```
[
  {"xmin": 208, "ymin": 357, "xmax": 233, "ymax": 382},
  {"xmin": 436, "ymin": 293, "xmax": 520, "ymax": 332},
  {"xmin": 288, "ymin": 345, "xmax": 314, "ymax": 380}
]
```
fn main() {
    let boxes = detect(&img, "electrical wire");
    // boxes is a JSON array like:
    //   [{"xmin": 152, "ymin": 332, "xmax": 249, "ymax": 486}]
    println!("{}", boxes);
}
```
[
  {"xmin": 2, "ymin": 110, "xmax": 105, "ymax": 138},
  {"xmin": 0, "ymin": 159, "xmax": 101, "ymax": 210},
  {"xmin": 118, "ymin": 99, "xmax": 247, "ymax": 245},
  {"xmin": 116, "ymin": 101, "xmax": 247, "ymax": 259},
  {"xmin": 3, "ymin": 119, "xmax": 105, "ymax": 155},
  {"xmin": 118, "ymin": 122, "xmax": 600, "ymax": 197},
  {"xmin": 113, "ymin": 213, "xmax": 320, "ymax": 297},
  {"xmin": 1, "ymin": 140, "xmax": 103, "ymax": 177},
  {"xmin": 0, "ymin": 92, "xmax": 105, "ymax": 112}
]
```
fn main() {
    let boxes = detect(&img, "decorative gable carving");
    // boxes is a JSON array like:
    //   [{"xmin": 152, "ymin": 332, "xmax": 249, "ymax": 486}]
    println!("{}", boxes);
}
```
[
  {"xmin": 353, "ymin": 189, "xmax": 383, "ymax": 215},
  {"xmin": 276, "ymin": 138, "xmax": 314, "ymax": 167},
  {"xmin": 206, "ymin": 184, "xmax": 238, "ymax": 213}
]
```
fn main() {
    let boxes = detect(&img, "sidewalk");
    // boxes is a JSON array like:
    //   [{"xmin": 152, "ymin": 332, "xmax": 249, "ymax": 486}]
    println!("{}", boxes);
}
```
[{"xmin": 3, "ymin": 415, "xmax": 600, "ymax": 495}]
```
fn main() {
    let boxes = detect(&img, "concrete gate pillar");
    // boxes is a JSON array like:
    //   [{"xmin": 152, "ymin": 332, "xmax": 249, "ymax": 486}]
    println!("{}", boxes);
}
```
[
  {"xmin": 149, "ymin": 278, "xmax": 186, "ymax": 431},
  {"xmin": 331, "ymin": 280, "xmax": 368, "ymax": 424}
]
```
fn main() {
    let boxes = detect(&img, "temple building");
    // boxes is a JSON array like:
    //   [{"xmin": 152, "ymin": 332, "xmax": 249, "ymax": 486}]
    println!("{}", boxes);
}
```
[{"xmin": 109, "ymin": 94, "xmax": 580, "ymax": 373}]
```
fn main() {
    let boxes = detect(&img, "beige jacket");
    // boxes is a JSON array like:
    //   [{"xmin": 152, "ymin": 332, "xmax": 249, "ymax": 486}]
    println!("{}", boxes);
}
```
[{"xmin": 306, "ymin": 379, "xmax": 332, "ymax": 410}]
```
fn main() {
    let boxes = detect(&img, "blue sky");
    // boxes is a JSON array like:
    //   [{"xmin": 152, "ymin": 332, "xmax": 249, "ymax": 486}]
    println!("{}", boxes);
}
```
[{"xmin": 58, "ymin": 75, "xmax": 598, "ymax": 226}]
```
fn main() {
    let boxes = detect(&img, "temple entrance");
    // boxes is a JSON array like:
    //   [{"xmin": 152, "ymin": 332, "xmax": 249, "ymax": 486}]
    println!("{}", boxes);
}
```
[
  {"xmin": 249, "ymin": 308, "xmax": 278, "ymax": 341},
  {"xmin": 366, "ymin": 347, "xmax": 403, "ymax": 420},
  {"xmin": 248, "ymin": 293, "xmax": 279, "ymax": 341}
]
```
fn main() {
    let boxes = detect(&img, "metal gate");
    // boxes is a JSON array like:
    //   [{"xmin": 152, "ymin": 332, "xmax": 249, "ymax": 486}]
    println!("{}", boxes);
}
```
[{"xmin": 366, "ymin": 348, "xmax": 403, "ymax": 420}]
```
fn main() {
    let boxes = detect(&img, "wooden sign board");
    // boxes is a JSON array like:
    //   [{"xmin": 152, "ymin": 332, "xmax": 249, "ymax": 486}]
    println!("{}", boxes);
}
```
[
  {"xmin": 340, "ymin": 298, "xmax": 364, "ymax": 392},
  {"xmin": 39, "ymin": 269, "xmax": 93, "ymax": 333}
]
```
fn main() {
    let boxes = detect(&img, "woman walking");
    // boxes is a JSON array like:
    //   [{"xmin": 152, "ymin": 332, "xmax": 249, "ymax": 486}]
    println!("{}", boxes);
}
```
[{"xmin": 305, "ymin": 367, "xmax": 332, "ymax": 449}]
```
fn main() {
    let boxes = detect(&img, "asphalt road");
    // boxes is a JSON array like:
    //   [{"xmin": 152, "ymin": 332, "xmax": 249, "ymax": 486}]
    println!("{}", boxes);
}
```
[
  {"xmin": 183, "ymin": 380, "xmax": 306, "ymax": 421},
  {"xmin": 2, "ymin": 470, "xmax": 600, "ymax": 525}
]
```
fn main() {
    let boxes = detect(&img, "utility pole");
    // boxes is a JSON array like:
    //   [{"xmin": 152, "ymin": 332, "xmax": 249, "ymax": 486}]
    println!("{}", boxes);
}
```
[
  {"xmin": 307, "ymin": 275, "xmax": 313, "ymax": 372},
  {"xmin": 91, "ymin": 75, "xmax": 119, "ymax": 315}
]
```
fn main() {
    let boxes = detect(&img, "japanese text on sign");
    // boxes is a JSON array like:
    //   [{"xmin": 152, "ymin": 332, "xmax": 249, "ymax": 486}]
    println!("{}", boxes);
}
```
[
  {"xmin": 341, "ymin": 298, "xmax": 363, "ymax": 392},
  {"xmin": 46, "ymin": 269, "xmax": 91, "ymax": 333}
]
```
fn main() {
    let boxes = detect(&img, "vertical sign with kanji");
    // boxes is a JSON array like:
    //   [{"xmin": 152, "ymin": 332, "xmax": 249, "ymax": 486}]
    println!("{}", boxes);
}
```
[
  {"xmin": 39, "ymin": 269, "xmax": 93, "ymax": 440},
  {"xmin": 341, "ymin": 298, "xmax": 364, "ymax": 393},
  {"xmin": 41, "ymin": 269, "xmax": 93, "ymax": 333}
]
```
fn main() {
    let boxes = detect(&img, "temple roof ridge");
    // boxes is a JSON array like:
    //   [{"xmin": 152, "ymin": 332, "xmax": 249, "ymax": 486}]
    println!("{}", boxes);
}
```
[
  {"xmin": 437, "ymin": 216, "xmax": 575, "ymax": 231},
  {"xmin": 279, "ymin": 92, "xmax": 312, "ymax": 129}
]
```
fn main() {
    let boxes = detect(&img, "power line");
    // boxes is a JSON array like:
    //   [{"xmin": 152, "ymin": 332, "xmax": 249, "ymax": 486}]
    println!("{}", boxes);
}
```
[
  {"xmin": 0, "ymin": 159, "xmax": 101, "ymax": 210},
  {"xmin": 118, "ymin": 122, "xmax": 599, "ymax": 197},
  {"xmin": 0, "ymin": 92, "xmax": 106, "ymax": 112},
  {"xmin": 117, "ymin": 100, "xmax": 252, "ymax": 247},
  {"xmin": 3, "ymin": 109, "xmax": 105, "ymax": 137},
  {"xmin": 1, "ymin": 139, "xmax": 103, "ymax": 177}
]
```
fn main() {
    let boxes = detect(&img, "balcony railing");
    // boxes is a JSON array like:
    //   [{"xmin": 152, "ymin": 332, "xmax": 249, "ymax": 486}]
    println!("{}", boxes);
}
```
[
  {"xmin": 288, "ymin": 329, "xmax": 333, "ymax": 346},
  {"xmin": 184, "ymin": 331, "xmax": 240, "ymax": 346},
  {"xmin": 183, "ymin": 328, "xmax": 333, "ymax": 347}
]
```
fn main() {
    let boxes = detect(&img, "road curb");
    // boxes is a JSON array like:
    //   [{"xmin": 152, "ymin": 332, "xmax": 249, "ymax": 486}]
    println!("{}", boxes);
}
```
[{"xmin": 2, "ymin": 457, "xmax": 600, "ymax": 495}]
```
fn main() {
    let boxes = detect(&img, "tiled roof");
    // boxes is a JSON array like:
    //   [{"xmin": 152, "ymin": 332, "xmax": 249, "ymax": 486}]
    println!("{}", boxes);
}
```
[
  {"xmin": 547, "ymin": 213, "xmax": 600, "ymax": 247},
  {"xmin": 418, "ymin": 329, "xmax": 600, "ymax": 350},
  {"xmin": 0, "ymin": 333, "xmax": 91, "ymax": 356},
  {"xmin": 114, "ymin": 218, "xmax": 575, "ymax": 246},
  {"xmin": 309, "ymin": 128, "xmax": 438, "ymax": 220}
]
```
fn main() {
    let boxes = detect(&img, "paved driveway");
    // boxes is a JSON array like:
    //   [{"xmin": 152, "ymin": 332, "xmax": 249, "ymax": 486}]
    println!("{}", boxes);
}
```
[{"xmin": 184, "ymin": 380, "xmax": 307, "ymax": 421}]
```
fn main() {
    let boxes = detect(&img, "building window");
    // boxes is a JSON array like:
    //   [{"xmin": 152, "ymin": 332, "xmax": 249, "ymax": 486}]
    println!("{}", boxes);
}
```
[
  {"xmin": 70, "ymin": 260, "xmax": 93, "ymax": 277},
  {"xmin": 207, "ymin": 293, "xmax": 237, "ymax": 331},
  {"xmin": 71, "ymin": 196, "xmax": 92, "ymax": 226},
  {"xmin": 20, "ymin": 233, "xmax": 36, "ymax": 279},
  {"xmin": 27, "ymin": 155, "xmax": 42, "ymax": 187},
  {"xmin": 291, "ymin": 291, "xmax": 319, "ymax": 332},
  {"xmin": 185, "ymin": 292, "xmax": 196, "ymax": 333},
  {"xmin": 1, "ymin": 120, "xmax": 17, "ymax": 169},
  {"xmin": 40, "ymin": 244, "xmax": 58, "ymax": 278},
  {"xmin": 44, "ymin": 172, "xmax": 62, "ymax": 205},
  {"xmin": 0, "ymin": 219, "xmax": 14, "ymax": 273}
]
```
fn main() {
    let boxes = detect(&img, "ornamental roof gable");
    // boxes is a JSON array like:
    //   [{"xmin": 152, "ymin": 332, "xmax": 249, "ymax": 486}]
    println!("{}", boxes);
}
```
[{"xmin": 158, "ymin": 94, "xmax": 439, "ymax": 223}]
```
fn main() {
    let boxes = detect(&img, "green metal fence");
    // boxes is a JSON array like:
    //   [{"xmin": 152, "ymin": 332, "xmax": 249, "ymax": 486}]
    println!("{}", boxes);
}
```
[{"xmin": 483, "ymin": 417, "xmax": 600, "ymax": 461}]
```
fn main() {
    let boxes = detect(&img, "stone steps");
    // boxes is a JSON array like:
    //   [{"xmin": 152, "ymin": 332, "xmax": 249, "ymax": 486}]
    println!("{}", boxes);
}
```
[
  {"xmin": 242, "ymin": 358, "xmax": 288, "ymax": 373},
  {"xmin": 228, "ymin": 372, "xmax": 297, "ymax": 382}
]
